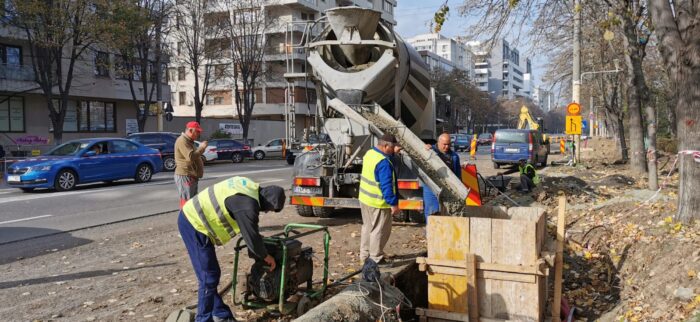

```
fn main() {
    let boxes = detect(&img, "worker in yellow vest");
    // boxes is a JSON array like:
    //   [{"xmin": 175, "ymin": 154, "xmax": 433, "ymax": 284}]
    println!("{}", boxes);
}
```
[
  {"xmin": 499, "ymin": 159, "xmax": 540, "ymax": 193},
  {"xmin": 178, "ymin": 176, "xmax": 285, "ymax": 322},
  {"xmin": 358, "ymin": 134, "xmax": 400, "ymax": 267}
]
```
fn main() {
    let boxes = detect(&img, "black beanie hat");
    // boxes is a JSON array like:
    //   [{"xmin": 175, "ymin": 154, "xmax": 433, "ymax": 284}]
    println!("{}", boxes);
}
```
[{"xmin": 259, "ymin": 185, "xmax": 286, "ymax": 212}]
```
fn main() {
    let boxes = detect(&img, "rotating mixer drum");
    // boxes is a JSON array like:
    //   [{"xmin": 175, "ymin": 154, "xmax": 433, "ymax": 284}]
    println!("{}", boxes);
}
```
[{"xmin": 306, "ymin": 7, "xmax": 436, "ymax": 140}]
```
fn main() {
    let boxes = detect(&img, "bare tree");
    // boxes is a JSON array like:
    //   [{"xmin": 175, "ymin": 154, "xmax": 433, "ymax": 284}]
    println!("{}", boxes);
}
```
[
  {"xmin": 172, "ymin": 0, "xmax": 226, "ymax": 123},
  {"xmin": 458, "ymin": 0, "xmax": 657, "ymax": 186},
  {"xmin": 11, "ymin": 0, "xmax": 106, "ymax": 144},
  {"xmin": 109, "ymin": 0, "xmax": 171, "ymax": 132},
  {"xmin": 221, "ymin": 0, "xmax": 274, "ymax": 143},
  {"xmin": 649, "ymin": 0, "xmax": 700, "ymax": 222}
]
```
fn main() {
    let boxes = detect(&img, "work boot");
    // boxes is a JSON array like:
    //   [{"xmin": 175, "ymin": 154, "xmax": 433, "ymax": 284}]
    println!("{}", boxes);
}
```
[{"xmin": 213, "ymin": 317, "xmax": 238, "ymax": 322}]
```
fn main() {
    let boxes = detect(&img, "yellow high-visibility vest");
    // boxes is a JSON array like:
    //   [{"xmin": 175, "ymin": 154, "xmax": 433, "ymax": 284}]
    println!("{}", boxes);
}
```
[
  {"xmin": 183, "ymin": 176, "xmax": 260, "ymax": 245},
  {"xmin": 358, "ymin": 149, "xmax": 396, "ymax": 209},
  {"xmin": 519, "ymin": 164, "xmax": 541, "ymax": 185}
]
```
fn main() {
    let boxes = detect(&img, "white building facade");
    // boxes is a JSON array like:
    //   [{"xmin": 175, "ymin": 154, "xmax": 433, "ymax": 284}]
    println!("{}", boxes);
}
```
[
  {"xmin": 406, "ymin": 33, "xmax": 474, "ymax": 80},
  {"xmin": 467, "ymin": 39, "xmax": 534, "ymax": 100}
]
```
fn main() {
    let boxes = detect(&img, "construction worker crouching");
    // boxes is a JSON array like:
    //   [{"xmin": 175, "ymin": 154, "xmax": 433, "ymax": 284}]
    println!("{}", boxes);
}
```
[
  {"xmin": 499, "ymin": 159, "xmax": 540, "ymax": 193},
  {"xmin": 178, "ymin": 176, "xmax": 285, "ymax": 322}
]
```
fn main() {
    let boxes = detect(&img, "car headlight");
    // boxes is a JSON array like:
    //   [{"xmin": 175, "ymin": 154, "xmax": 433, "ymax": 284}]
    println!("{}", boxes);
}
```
[{"xmin": 31, "ymin": 165, "xmax": 52, "ymax": 172}]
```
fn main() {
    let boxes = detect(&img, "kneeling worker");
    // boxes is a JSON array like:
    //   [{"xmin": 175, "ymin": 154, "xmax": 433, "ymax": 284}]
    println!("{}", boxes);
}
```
[
  {"xmin": 178, "ymin": 176, "xmax": 285, "ymax": 322},
  {"xmin": 499, "ymin": 159, "xmax": 540, "ymax": 193}
]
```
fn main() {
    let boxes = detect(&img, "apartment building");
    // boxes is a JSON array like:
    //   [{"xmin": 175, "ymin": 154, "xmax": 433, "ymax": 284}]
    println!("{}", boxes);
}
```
[
  {"xmin": 467, "ymin": 39, "xmax": 533, "ymax": 100},
  {"xmin": 167, "ymin": 0, "xmax": 397, "ymax": 144},
  {"xmin": 0, "ymin": 15, "xmax": 170, "ymax": 154},
  {"xmin": 406, "ymin": 33, "xmax": 474, "ymax": 80},
  {"xmin": 532, "ymin": 86, "xmax": 554, "ymax": 112}
]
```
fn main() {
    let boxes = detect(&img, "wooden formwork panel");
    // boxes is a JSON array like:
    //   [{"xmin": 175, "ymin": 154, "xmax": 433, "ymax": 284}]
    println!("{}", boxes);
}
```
[{"xmin": 426, "ymin": 207, "xmax": 547, "ymax": 322}]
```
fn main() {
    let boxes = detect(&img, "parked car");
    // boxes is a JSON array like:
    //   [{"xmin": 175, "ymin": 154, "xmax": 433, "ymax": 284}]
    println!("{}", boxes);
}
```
[
  {"xmin": 5, "ymin": 138, "xmax": 162, "ymax": 192},
  {"xmin": 200, "ymin": 141, "xmax": 218, "ymax": 163},
  {"xmin": 208, "ymin": 139, "xmax": 251, "ymax": 163},
  {"xmin": 491, "ymin": 129, "xmax": 549, "ymax": 169},
  {"xmin": 450, "ymin": 134, "xmax": 471, "ymax": 152},
  {"xmin": 126, "ymin": 132, "xmax": 179, "ymax": 171},
  {"xmin": 251, "ymin": 138, "xmax": 286, "ymax": 160},
  {"xmin": 477, "ymin": 133, "xmax": 494, "ymax": 146}
]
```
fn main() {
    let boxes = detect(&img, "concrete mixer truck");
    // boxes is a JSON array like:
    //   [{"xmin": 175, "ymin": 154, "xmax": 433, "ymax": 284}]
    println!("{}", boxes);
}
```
[{"xmin": 286, "ymin": 7, "xmax": 470, "ymax": 220}]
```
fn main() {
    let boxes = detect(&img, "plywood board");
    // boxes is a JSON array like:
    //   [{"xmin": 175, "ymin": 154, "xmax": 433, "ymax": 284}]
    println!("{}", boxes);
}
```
[
  {"xmin": 427, "ymin": 216, "xmax": 471, "ymax": 314},
  {"xmin": 427, "ymin": 216, "xmax": 470, "ymax": 261}
]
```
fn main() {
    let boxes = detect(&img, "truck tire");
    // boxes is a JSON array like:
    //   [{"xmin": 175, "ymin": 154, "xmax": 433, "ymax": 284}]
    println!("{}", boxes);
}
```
[
  {"xmin": 493, "ymin": 162, "xmax": 501, "ymax": 169},
  {"xmin": 296, "ymin": 205, "xmax": 315, "ymax": 217},
  {"xmin": 313, "ymin": 206, "xmax": 333, "ymax": 218},
  {"xmin": 408, "ymin": 210, "xmax": 426, "ymax": 224}
]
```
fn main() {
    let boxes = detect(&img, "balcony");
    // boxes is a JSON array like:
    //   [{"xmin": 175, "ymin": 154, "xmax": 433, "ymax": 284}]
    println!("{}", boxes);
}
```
[{"xmin": 0, "ymin": 64, "xmax": 35, "ymax": 81}]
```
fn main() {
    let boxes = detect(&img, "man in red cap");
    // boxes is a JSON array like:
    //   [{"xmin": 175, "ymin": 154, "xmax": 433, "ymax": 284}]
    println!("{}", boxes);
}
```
[{"xmin": 174, "ymin": 121, "xmax": 208, "ymax": 208}]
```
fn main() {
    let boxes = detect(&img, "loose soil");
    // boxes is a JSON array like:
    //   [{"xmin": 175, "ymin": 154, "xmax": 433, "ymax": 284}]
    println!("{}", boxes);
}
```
[{"xmin": 0, "ymin": 207, "xmax": 427, "ymax": 321}]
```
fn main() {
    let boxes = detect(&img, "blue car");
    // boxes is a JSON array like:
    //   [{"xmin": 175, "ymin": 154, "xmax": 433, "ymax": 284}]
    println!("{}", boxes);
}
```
[
  {"xmin": 491, "ymin": 129, "xmax": 549, "ymax": 169},
  {"xmin": 5, "ymin": 138, "xmax": 163, "ymax": 192},
  {"xmin": 450, "ymin": 134, "xmax": 471, "ymax": 152}
]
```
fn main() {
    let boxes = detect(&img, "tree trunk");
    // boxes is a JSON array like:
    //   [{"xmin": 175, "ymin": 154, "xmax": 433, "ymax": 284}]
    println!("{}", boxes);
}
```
[
  {"xmin": 667, "ymin": 90, "xmax": 678, "ymax": 138},
  {"xmin": 644, "ymin": 103, "xmax": 659, "ymax": 190},
  {"xmin": 616, "ymin": 113, "xmax": 628, "ymax": 162},
  {"xmin": 621, "ymin": 18, "xmax": 648, "ymax": 173},
  {"xmin": 675, "ymin": 72, "xmax": 700, "ymax": 222}
]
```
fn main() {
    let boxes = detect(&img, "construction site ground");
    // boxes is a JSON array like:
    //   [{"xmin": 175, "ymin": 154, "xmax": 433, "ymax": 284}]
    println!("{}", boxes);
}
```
[{"xmin": 1, "ymin": 139, "xmax": 699, "ymax": 321}]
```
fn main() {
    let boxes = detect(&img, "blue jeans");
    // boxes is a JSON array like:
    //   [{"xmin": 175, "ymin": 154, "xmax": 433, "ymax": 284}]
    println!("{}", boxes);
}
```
[
  {"xmin": 178, "ymin": 212, "xmax": 234, "ymax": 322},
  {"xmin": 423, "ymin": 187, "xmax": 440, "ymax": 221}
]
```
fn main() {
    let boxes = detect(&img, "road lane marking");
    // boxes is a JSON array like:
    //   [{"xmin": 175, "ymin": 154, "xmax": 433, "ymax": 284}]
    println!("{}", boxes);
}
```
[
  {"xmin": 0, "ymin": 214, "xmax": 53, "ymax": 225},
  {"xmin": 0, "ymin": 167, "xmax": 291, "ymax": 205}
]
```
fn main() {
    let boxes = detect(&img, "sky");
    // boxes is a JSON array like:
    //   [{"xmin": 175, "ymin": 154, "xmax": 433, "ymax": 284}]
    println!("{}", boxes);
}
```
[{"xmin": 393, "ymin": 0, "xmax": 547, "ymax": 89}]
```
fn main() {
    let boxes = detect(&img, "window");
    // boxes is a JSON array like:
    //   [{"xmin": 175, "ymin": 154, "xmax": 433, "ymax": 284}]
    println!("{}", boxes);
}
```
[
  {"xmin": 0, "ymin": 96, "xmax": 23, "ymax": 132},
  {"xmin": 3, "ymin": 0, "xmax": 15, "ymax": 20},
  {"xmin": 0, "ymin": 44, "xmax": 21, "ymax": 65},
  {"xmin": 51, "ymin": 99, "xmax": 78, "ymax": 132},
  {"xmin": 111, "ymin": 140, "xmax": 139, "ymax": 153},
  {"xmin": 179, "ymin": 91, "xmax": 187, "ymax": 105},
  {"xmin": 115, "ymin": 55, "xmax": 130, "ymax": 80},
  {"xmin": 79, "ymin": 101, "xmax": 116, "ymax": 132},
  {"xmin": 177, "ymin": 42, "xmax": 184, "ymax": 56},
  {"xmin": 94, "ymin": 51, "xmax": 110, "ymax": 77},
  {"xmin": 178, "ymin": 66, "xmax": 186, "ymax": 80}
]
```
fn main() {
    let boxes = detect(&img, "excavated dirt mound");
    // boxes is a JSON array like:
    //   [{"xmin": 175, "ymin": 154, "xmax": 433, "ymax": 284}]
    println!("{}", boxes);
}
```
[{"xmin": 588, "ymin": 174, "xmax": 636, "ymax": 188}]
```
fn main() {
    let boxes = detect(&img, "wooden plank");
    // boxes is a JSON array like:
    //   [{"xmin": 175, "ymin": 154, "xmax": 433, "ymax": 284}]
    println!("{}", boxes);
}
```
[
  {"xmin": 470, "ymin": 216, "xmax": 492, "ymax": 317},
  {"xmin": 479, "ymin": 262, "xmax": 546, "ymax": 276},
  {"xmin": 427, "ymin": 216, "xmax": 470, "ymax": 261},
  {"xmin": 552, "ymin": 194, "xmax": 566, "ymax": 320},
  {"xmin": 428, "ymin": 273, "xmax": 469, "ymax": 313},
  {"xmin": 415, "ymin": 307, "xmax": 470, "ymax": 321},
  {"xmin": 466, "ymin": 254, "xmax": 479, "ymax": 322},
  {"xmin": 427, "ymin": 216, "xmax": 471, "ymax": 314},
  {"xmin": 478, "ymin": 271, "xmax": 537, "ymax": 284},
  {"xmin": 417, "ymin": 258, "xmax": 545, "ymax": 276}
]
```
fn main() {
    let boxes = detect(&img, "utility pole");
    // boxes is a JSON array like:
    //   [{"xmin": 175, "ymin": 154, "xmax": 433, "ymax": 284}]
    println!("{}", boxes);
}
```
[{"xmin": 572, "ymin": 0, "xmax": 582, "ymax": 164}]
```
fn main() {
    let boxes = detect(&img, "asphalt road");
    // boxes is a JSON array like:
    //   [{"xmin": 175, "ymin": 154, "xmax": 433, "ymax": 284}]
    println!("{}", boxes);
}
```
[{"xmin": 0, "ymin": 160, "xmax": 294, "ymax": 245}]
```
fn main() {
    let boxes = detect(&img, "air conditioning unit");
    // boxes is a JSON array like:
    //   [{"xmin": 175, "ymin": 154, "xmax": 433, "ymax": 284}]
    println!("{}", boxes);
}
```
[{"xmin": 187, "ymin": 100, "xmax": 193, "ymax": 106}]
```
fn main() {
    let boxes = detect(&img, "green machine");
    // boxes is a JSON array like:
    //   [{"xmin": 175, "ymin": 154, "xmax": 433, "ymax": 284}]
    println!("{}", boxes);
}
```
[{"xmin": 232, "ymin": 223, "xmax": 330, "ymax": 315}]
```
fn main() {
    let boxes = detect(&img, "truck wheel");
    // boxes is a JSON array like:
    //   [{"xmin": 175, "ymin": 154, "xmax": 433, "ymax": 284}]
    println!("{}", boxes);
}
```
[
  {"xmin": 313, "ymin": 206, "xmax": 333, "ymax": 218},
  {"xmin": 493, "ymin": 162, "xmax": 501, "ymax": 169},
  {"xmin": 394, "ymin": 210, "xmax": 408, "ymax": 222},
  {"xmin": 296, "ymin": 205, "xmax": 315, "ymax": 217},
  {"xmin": 408, "ymin": 210, "xmax": 426, "ymax": 224}
]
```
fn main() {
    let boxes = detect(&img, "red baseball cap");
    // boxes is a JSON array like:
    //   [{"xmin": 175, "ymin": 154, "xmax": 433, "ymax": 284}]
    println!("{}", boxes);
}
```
[{"xmin": 186, "ymin": 121, "xmax": 203, "ymax": 132}]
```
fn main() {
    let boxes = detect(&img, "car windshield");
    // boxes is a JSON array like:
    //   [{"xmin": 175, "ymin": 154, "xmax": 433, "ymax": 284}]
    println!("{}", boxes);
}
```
[
  {"xmin": 495, "ymin": 131, "xmax": 529, "ymax": 144},
  {"xmin": 478, "ymin": 134, "xmax": 492, "ymax": 139},
  {"xmin": 46, "ymin": 141, "xmax": 90, "ymax": 156}
]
